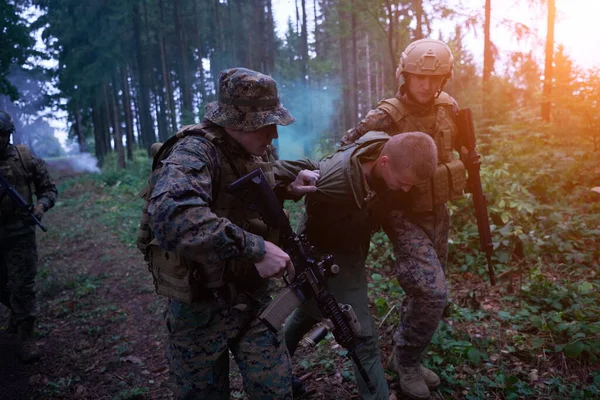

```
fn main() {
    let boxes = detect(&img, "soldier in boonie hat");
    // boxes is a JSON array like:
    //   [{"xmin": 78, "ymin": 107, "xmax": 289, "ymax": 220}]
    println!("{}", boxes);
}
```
[
  {"xmin": 144, "ymin": 67, "xmax": 321, "ymax": 399},
  {"xmin": 204, "ymin": 67, "xmax": 295, "ymax": 131}
]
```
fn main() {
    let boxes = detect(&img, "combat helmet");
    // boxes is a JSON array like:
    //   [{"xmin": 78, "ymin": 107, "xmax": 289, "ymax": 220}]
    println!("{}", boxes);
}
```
[
  {"xmin": 0, "ymin": 110, "xmax": 15, "ymax": 135},
  {"xmin": 396, "ymin": 39, "xmax": 454, "ymax": 80}
]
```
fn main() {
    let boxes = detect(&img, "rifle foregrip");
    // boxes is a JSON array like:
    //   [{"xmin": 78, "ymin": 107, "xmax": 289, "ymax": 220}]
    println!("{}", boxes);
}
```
[{"xmin": 259, "ymin": 286, "xmax": 303, "ymax": 332}]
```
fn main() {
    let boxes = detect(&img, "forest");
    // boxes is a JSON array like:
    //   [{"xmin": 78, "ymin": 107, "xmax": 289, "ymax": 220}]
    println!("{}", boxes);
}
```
[{"xmin": 0, "ymin": 0, "xmax": 599, "ymax": 399}]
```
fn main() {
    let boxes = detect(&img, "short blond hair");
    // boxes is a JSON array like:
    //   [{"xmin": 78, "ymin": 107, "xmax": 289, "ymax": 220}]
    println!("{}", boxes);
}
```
[{"xmin": 381, "ymin": 131, "xmax": 437, "ymax": 180}]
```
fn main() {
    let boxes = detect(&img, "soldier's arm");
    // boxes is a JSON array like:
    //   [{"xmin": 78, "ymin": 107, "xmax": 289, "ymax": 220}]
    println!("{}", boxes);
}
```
[
  {"xmin": 148, "ymin": 138, "xmax": 265, "ymax": 266},
  {"xmin": 273, "ymin": 158, "xmax": 320, "ymax": 200},
  {"xmin": 340, "ymin": 108, "xmax": 395, "ymax": 145},
  {"xmin": 31, "ymin": 155, "xmax": 58, "ymax": 211}
]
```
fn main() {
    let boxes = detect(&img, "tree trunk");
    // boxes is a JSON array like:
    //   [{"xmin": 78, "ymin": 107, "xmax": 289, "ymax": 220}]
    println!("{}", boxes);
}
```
[
  {"xmin": 174, "ymin": 0, "xmax": 193, "ymax": 122},
  {"xmin": 134, "ymin": 0, "xmax": 156, "ymax": 153},
  {"xmin": 366, "ymin": 32, "xmax": 372, "ymax": 108},
  {"xmin": 121, "ymin": 66, "xmax": 135, "ymax": 160},
  {"xmin": 338, "ymin": 4, "xmax": 352, "ymax": 133},
  {"xmin": 159, "ymin": 0, "xmax": 177, "ymax": 133},
  {"xmin": 350, "ymin": 0, "xmax": 358, "ymax": 124},
  {"xmin": 193, "ymin": 0, "xmax": 207, "ymax": 111},
  {"xmin": 483, "ymin": 0, "xmax": 493, "ymax": 120},
  {"xmin": 415, "ymin": 0, "xmax": 423, "ymax": 40},
  {"xmin": 107, "ymin": 82, "xmax": 126, "ymax": 169},
  {"xmin": 542, "ymin": 0, "xmax": 555, "ymax": 122},
  {"xmin": 74, "ymin": 107, "xmax": 86, "ymax": 153},
  {"xmin": 265, "ymin": 0, "xmax": 276, "ymax": 74}
]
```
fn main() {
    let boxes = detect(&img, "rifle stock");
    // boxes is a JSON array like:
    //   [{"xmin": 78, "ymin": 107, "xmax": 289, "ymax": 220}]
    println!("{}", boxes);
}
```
[
  {"xmin": 455, "ymin": 108, "xmax": 495, "ymax": 286},
  {"xmin": 227, "ymin": 168, "xmax": 376, "ymax": 394},
  {"xmin": 0, "ymin": 171, "xmax": 47, "ymax": 232}
]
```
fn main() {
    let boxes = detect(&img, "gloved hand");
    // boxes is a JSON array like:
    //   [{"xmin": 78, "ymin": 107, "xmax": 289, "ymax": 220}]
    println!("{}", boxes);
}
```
[{"xmin": 32, "ymin": 204, "xmax": 45, "ymax": 220}]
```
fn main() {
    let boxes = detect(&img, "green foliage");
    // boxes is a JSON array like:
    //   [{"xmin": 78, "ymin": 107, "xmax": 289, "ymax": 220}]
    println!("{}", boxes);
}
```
[{"xmin": 93, "ymin": 150, "xmax": 151, "ymax": 245}]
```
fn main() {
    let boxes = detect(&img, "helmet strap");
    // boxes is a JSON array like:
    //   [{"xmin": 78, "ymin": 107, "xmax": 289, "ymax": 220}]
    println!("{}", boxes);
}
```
[{"xmin": 434, "ymin": 75, "xmax": 449, "ymax": 99}]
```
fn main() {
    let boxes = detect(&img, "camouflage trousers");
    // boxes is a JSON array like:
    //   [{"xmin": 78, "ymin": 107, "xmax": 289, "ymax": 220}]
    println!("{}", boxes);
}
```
[
  {"xmin": 284, "ymin": 249, "xmax": 390, "ymax": 400},
  {"xmin": 165, "ymin": 292, "xmax": 293, "ymax": 400},
  {"xmin": 0, "ymin": 232, "xmax": 38, "ymax": 322},
  {"xmin": 383, "ymin": 203, "xmax": 449, "ymax": 367}
]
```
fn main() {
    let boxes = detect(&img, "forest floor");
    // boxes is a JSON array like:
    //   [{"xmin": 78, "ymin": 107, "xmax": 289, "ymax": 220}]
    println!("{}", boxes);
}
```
[{"xmin": 0, "ymin": 165, "xmax": 597, "ymax": 400}]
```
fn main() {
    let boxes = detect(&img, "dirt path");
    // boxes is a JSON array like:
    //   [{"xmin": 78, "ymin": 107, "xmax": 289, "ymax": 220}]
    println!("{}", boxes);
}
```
[{"xmin": 0, "ymin": 177, "xmax": 171, "ymax": 400}]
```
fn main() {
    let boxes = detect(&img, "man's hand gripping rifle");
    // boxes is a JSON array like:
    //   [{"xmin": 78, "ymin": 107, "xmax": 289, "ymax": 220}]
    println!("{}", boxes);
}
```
[
  {"xmin": 0, "ymin": 170, "xmax": 47, "ymax": 232},
  {"xmin": 228, "ymin": 168, "xmax": 376, "ymax": 394},
  {"xmin": 456, "ymin": 108, "xmax": 495, "ymax": 286}
]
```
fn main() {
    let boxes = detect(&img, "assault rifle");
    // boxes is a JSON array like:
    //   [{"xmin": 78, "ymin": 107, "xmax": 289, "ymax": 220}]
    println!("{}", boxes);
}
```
[
  {"xmin": 0, "ymin": 171, "xmax": 47, "ymax": 232},
  {"xmin": 228, "ymin": 168, "xmax": 376, "ymax": 394},
  {"xmin": 455, "ymin": 108, "xmax": 495, "ymax": 286}
]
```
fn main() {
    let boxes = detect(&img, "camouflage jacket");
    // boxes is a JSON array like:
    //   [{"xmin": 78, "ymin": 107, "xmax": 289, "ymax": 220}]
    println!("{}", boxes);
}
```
[
  {"xmin": 0, "ymin": 144, "xmax": 57, "ymax": 237},
  {"xmin": 147, "ymin": 129, "xmax": 268, "ymax": 268}
]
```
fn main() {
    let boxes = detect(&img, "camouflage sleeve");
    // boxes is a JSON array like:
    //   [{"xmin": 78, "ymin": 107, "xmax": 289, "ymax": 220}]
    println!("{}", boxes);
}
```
[
  {"xmin": 273, "ymin": 159, "xmax": 320, "ymax": 183},
  {"xmin": 340, "ymin": 108, "xmax": 395, "ymax": 146},
  {"xmin": 148, "ymin": 137, "xmax": 266, "ymax": 265},
  {"xmin": 272, "ymin": 158, "xmax": 320, "ymax": 201},
  {"xmin": 31, "ymin": 155, "xmax": 57, "ymax": 211}
]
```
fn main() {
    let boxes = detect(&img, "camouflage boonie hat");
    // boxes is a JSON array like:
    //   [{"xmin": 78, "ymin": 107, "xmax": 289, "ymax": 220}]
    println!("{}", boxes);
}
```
[{"xmin": 204, "ymin": 67, "xmax": 295, "ymax": 131}]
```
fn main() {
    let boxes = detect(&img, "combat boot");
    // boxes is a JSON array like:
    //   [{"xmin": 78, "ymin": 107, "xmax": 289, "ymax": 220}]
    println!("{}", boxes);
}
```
[
  {"xmin": 387, "ymin": 353, "xmax": 440, "ymax": 389},
  {"xmin": 17, "ymin": 318, "xmax": 40, "ymax": 363},
  {"xmin": 419, "ymin": 365, "xmax": 440, "ymax": 389},
  {"xmin": 397, "ymin": 366, "xmax": 430, "ymax": 400}
]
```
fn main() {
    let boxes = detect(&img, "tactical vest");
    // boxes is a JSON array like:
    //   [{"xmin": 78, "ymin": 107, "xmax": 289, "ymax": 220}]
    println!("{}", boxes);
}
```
[
  {"xmin": 377, "ymin": 92, "xmax": 466, "ymax": 212},
  {"xmin": 136, "ymin": 123, "xmax": 278, "ymax": 304},
  {"xmin": 0, "ymin": 145, "xmax": 34, "ymax": 226}
]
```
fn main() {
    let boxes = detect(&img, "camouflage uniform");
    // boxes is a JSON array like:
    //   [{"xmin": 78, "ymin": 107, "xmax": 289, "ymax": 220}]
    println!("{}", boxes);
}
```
[
  {"xmin": 0, "ymin": 143, "xmax": 57, "ymax": 335},
  {"xmin": 146, "ymin": 68, "xmax": 295, "ymax": 400},
  {"xmin": 276, "ymin": 132, "xmax": 413, "ymax": 399},
  {"xmin": 341, "ymin": 89, "xmax": 457, "ymax": 370}
]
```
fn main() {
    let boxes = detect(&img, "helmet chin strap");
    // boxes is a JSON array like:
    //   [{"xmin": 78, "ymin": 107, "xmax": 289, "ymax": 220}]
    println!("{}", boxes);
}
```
[{"xmin": 434, "ymin": 75, "xmax": 449, "ymax": 99}]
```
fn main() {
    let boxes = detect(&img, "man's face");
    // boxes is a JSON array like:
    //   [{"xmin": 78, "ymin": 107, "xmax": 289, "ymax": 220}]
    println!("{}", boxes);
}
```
[
  {"xmin": 226, "ymin": 124, "xmax": 279, "ymax": 156},
  {"xmin": 405, "ymin": 73, "xmax": 445, "ymax": 105},
  {"xmin": 379, "ymin": 157, "xmax": 423, "ymax": 192},
  {"xmin": 0, "ymin": 134, "xmax": 10, "ymax": 150}
]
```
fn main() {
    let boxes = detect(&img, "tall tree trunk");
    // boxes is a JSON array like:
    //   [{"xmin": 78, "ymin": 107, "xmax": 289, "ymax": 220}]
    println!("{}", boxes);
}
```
[
  {"xmin": 107, "ymin": 81, "xmax": 126, "ymax": 169},
  {"xmin": 542, "ymin": 0, "xmax": 555, "ymax": 122},
  {"xmin": 313, "ymin": 0, "xmax": 319, "ymax": 57},
  {"xmin": 92, "ymin": 102, "xmax": 106, "ymax": 165},
  {"xmin": 134, "ymin": 0, "xmax": 156, "ymax": 153},
  {"xmin": 74, "ymin": 107, "xmax": 86, "ymax": 153},
  {"xmin": 300, "ymin": 0, "xmax": 309, "ymax": 81},
  {"xmin": 159, "ymin": 0, "xmax": 178, "ymax": 133},
  {"xmin": 265, "ymin": 0, "xmax": 276, "ymax": 74},
  {"xmin": 483, "ymin": 0, "xmax": 493, "ymax": 120},
  {"xmin": 174, "ymin": 0, "xmax": 193, "ymax": 122},
  {"xmin": 121, "ymin": 66, "xmax": 135, "ymax": 160},
  {"xmin": 366, "ymin": 32, "xmax": 372, "ymax": 108},
  {"xmin": 384, "ymin": 0, "xmax": 397, "ymax": 87},
  {"xmin": 102, "ymin": 84, "xmax": 113, "ymax": 153},
  {"xmin": 415, "ymin": 0, "xmax": 423, "ymax": 40},
  {"xmin": 350, "ymin": 0, "xmax": 358, "ymax": 124},
  {"xmin": 193, "ymin": 0, "xmax": 207, "ymax": 111},
  {"xmin": 338, "ymin": 4, "xmax": 352, "ymax": 133}
]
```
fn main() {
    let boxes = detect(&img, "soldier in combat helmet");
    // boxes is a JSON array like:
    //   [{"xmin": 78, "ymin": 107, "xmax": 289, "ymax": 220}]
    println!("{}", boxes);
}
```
[
  {"xmin": 341, "ymin": 39, "xmax": 468, "ymax": 400},
  {"xmin": 0, "ymin": 110, "xmax": 57, "ymax": 362},
  {"xmin": 142, "ymin": 67, "xmax": 319, "ymax": 399}
]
